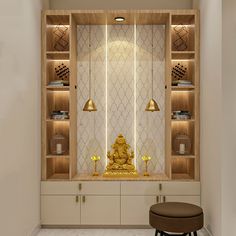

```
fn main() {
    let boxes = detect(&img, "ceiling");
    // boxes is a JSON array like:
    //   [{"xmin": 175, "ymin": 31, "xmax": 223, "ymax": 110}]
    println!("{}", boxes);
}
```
[{"xmin": 42, "ymin": 0, "xmax": 198, "ymax": 10}]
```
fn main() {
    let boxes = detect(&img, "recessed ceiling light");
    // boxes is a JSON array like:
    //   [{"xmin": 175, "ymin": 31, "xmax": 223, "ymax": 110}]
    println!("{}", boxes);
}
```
[{"xmin": 114, "ymin": 16, "xmax": 125, "ymax": 22}]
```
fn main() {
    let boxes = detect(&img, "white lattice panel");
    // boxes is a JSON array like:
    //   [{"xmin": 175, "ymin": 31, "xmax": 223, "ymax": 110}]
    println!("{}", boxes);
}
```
[
  {"xmin": 136, "ymin": 25, "xmax": 165, "ymax": 174},
  {"xmin": 77, "ymin": 25, "xmax": 165, "ymax": 175},
  {"xmin": 77, "ymin": 25, "xmax": 106, "ymax": 174},
  {"xmin": 107, "ymin": 25, "xmax": 134, "ymax": 151}
]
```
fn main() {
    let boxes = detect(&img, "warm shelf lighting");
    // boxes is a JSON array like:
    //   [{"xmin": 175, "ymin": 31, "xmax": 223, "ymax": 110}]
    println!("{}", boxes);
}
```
[{"xmin": 114, "ymin": 16, "xmax": 125, "ymax": 22}]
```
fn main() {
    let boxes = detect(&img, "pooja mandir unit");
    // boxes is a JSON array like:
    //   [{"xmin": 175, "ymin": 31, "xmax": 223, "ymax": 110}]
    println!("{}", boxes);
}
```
[{"xmin": 41, "ymin": 9, "xmax": 200, "ymax": 226}]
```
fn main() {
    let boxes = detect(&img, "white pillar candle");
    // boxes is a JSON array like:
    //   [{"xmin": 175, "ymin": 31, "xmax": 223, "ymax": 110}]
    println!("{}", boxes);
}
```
[
  {"xmin": 56, "ymin": 143, "xmax": 62, "ymax": 154},
  {"xmin": 179, "ymin": 143, "xmax": 185, "ymax": 155}
]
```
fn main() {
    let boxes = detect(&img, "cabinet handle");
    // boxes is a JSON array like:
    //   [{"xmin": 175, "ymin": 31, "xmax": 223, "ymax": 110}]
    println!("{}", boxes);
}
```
[
  {"xmin": 75, "ymin": 195, "xmax": 79, "ymax": 203},
  {"xmin": 156, "ymin": 196, "xmax": 159, "ymax": 203},
  {"xmin": 82, "ymin": 196, "xmax": 86, "ymax": 203},
  {"xmin": 159, "ymin": 183, "xmax": 162, "ymax": 191},
  {"xmin": 163, "ymin": 196, "xmax": 166, "ymax": 203},
  {"xmin": 78, "ymin": 183, "xmax": 82, "ymax": 191}
]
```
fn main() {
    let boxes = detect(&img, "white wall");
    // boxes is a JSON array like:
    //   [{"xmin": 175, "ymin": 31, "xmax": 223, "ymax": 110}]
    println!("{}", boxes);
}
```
[
  {"xmin": 0, "ymin": 0, "xmax": 41, "ymax": 235},
  {"xmin": 222, "ymin": 0, "xmax": 236, "ymax": 235},
  {"xmin": 199, "ymin": 0, "xmax": 222, "ymax": 235},
  {"xmin": 48, "ymin": 0, "xmax": 193, "ymax": 10}
]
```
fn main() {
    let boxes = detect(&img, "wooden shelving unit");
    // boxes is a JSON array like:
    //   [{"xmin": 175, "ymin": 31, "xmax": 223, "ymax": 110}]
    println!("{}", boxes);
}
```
[
  {"xmin": 41, "ymin": 10, "xmax": 199, "ymax": 181},
  {"xmin": 169, "ymin": 12, "xmax": 200, "ymax": 180},
  {"xmin": 42, "ymin": 14, "xmax": 77, "ymax": 180}
]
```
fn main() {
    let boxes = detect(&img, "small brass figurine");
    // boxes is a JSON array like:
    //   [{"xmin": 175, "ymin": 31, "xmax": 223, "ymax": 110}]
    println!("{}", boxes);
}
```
[
  {"xmin": 142, "ymin": 155, "xmax": 151, "ymax": 176},
  {"xmin": 91, "ymin": 155, "xmax": 100, "ymax": 176},
  {"xmin": 103, "ymin": 134, "xmax": 138, "ymax": 177}
]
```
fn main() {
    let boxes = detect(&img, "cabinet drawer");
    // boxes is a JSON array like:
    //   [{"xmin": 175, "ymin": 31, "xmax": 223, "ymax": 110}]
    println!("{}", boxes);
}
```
[
  {"xmin": 41, "ymin": 195, "xmax": 80, "ymax": 225},
  {"xmin": 41, "ymin": 181, "xmax": 120, "ymax": 195},
  {"xmin": 78, "ymin": 181, "xmax": 120, "ymax": 195},
  {"xmin": 160, "ymin": 182, "xmax": 200, "ymax": 195},
  {"xmin": 163, "ymin": 195, "xmax": 201, "ymax": 206},
  {"xmin": 41, "ymin": 182, "xmax": 78, "ymax": 195},
  {"xmin": 121, "ymin": 181, "xmax": 160, "ymax": 195}
]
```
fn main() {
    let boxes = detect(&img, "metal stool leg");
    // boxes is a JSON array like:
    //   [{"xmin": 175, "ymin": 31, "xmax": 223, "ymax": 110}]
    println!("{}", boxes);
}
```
[
  {"xmin": 155, "ymin": 229, "xmax": 158, "ymax": 236},
  {"xmin": 193, "ymin": 232, "xmax": 197, "ymax": 236}
]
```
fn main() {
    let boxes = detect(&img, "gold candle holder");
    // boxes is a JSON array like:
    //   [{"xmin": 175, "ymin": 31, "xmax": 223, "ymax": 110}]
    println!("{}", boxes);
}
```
[
  {"xmin": 91, "ymin": 155, "xmax": 100, "ymax": 176},
  {"xmin": 142, "ymin": 156, "xmax": 151, "ymax": 176}
]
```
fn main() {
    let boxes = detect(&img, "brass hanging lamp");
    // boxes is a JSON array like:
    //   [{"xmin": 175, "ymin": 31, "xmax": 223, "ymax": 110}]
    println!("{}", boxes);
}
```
[
  {"xmin": 83, "ymin": 24, "xmax": 97, "ymax": 112},
  {"xmin": 145, "ymin": 24, "xmax": 160, "ymax": 112}
]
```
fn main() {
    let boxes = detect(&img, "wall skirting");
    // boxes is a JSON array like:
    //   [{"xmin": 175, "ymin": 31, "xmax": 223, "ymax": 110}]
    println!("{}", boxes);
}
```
[{"xmin": 30, "ymin": 224, "xmax": 41, "ymax": 236}]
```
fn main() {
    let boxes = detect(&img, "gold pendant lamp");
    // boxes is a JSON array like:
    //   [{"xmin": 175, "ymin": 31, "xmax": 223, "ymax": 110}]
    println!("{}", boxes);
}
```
[
  {"xmin": 83, "ymin": 24, "xmax": 97, "ymax": 112},
  {"xmin": 145, "ymin": 24, "xmax": 160, "ymax": 112}
]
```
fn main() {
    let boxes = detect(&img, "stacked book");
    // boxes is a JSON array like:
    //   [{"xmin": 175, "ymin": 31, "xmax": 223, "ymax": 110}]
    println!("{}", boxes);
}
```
[
  {"xmin": 51, "ymin": 111, "xmax": 69, "ymax": 120},
  {"xmin": 48, "ymin": 80, "xmax": 69, "ymax": 87},
  {"xmin": 172, "ymin": 110, "xmax": 191, "ymax": 120},
  {"xmin": 172, "ymin": 80, "xmax": 192, "ymax": 87}
]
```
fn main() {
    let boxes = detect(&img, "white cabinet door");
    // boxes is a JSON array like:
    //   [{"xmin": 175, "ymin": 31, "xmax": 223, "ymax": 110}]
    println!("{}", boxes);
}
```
[
  {"xmin": 41, "ymin": 195, "xmax": 80, "ymax": 225},
  {"xmin": 121, "ymin": 196, "xmax": 157, "ymax": 225},
  {"xmin": 163, "ymin": 195, "xmax": 201, "ymax": 206},
  {"xmin": 81, "ymin": 196, "xmax": 120, "ymax": 225}
]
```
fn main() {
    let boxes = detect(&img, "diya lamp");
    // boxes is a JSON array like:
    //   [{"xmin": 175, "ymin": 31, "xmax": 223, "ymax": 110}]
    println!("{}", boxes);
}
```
[
  {"xmin": 91, "ymin": 155, "xmax": 100, "ymax": 176},
  {"xmin": 142, "ymin": 155, "xmax": 152, "ymax": 176}
]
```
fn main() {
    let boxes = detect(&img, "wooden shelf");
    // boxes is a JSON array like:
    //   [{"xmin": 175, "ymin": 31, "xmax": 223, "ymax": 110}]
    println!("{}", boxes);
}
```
[
  {"xmin": 171, "ymin": 51, "xmax": 195, "ymax": 60},
  {"xmin": 171, "ymin": 85, "xmax": 195, "ymax": 90},
  {"xmin": 171, "ymin": 119, "xmax": 195, "ymax": 122},
  {"xmin": 171, "ymin": 173, "xmax": 193, "ymax": 180},
  {"xmin": 46, "ymin": 119, "xmax": 70, "ymax": 122},
  {"xmin": 47, "ymin": 173, "xmax": 70, "ymax": 180},
  {"xmin": 46, "ymin": 155, "xmax": 70, "ymax": 159},
  {"xmin": 172, "ymin": 155, "xmax": 195, "ymax": 159},
  {"xmin": 46, "ymin": 86, "xmax": 70, "ymax": 90},
  {"xmin": 46, "ymin": 51, "xmax": 70, "ymax": 60}
]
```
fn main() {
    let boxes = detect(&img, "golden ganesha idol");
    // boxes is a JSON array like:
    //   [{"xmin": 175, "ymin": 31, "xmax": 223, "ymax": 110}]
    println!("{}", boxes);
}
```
[{"xmin": 103, "ymin": 134, "xmax": 138, "ymax": 177}]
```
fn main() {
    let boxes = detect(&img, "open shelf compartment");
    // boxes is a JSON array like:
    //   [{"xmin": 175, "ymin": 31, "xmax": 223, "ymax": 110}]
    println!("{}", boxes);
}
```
[
  {"xmin": 171, "ymin": 15, "xmax": 195, "ymax": 52},
  {"xmin": 171, "ymin": 59, "xmax": 195, "ymax": 86},
  {"xmin": 46, "ymin": 60, "xmax": 70, "ymax": 86},
  {"xmin": 171, "ymin": 121, "xmax": 195, "ymax": 156},
  {"xmin": 46, "ymin": 157, "xmax": 70, "ymax": 180},
  {"xmin": 171, "ymin": 90, "xmax": 195, "ymax": 119},
  {"xmin": 46, "ymin": 121, "xmax": 70, "ymax": 156},
  {"xmin": 46, "ymin": 15, "xmax": 70, "ymax": 52},
  {"xmin": 171, "ymin": 157, "xmax": 195, "ymax": 180},
  {"xmin": 46, "ymin": 90, "xmax": 70, "ymax": 120}
]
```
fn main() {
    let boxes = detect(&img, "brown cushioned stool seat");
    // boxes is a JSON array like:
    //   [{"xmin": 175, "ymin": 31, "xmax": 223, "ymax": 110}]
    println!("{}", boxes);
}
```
[{"xmin": 149, "ymin": 202, "xmax": 203, "ymax": 236}]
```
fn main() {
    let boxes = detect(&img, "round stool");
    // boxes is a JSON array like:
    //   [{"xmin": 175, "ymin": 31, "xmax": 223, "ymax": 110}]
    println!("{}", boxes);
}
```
[{"xmin": 149, "ymin": 202, "xmax": 204, "ymax": 236}]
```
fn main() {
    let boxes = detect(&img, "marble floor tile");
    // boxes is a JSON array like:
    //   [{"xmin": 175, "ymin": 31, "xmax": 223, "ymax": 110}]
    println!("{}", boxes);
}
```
[{"xmin": 37, "ymin": 229, "xmax": 209, "ymax": 236}]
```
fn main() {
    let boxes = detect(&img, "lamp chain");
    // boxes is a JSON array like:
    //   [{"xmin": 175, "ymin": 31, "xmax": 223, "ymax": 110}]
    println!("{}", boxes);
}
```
[
  {"xmin": 151, "ymin": 24, "xmax": 154, "ymax": 99},
  {"xmin": 89, "ymin": 24, "xmax": 91, "ymax": 98}
]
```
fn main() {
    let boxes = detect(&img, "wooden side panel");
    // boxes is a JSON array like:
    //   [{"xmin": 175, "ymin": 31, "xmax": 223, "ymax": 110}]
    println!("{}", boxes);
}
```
[
  {"xmin": 194, "ymin": 11, "xmax": 200, "ymax": 181},
  {"xmin": 165, "ymin": 14, "xmax": 172, "ymax": 179},
  {"xmin": 69, "ymin": 14, "xmax": 78, "ymax": 179},
  {"xmin": 42, "ymin": 12, "xmax": 47, "ymax": 180}
]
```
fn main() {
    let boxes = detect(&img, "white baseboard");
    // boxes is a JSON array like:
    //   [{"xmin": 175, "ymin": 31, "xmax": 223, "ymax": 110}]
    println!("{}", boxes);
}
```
[
  {"xmin": 203, "ymin": 227, "xmax": 213, "ymax": 236},
  {"xmin": 30, "ymin": 224, "xmax": 41, "ymax": 236}
]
